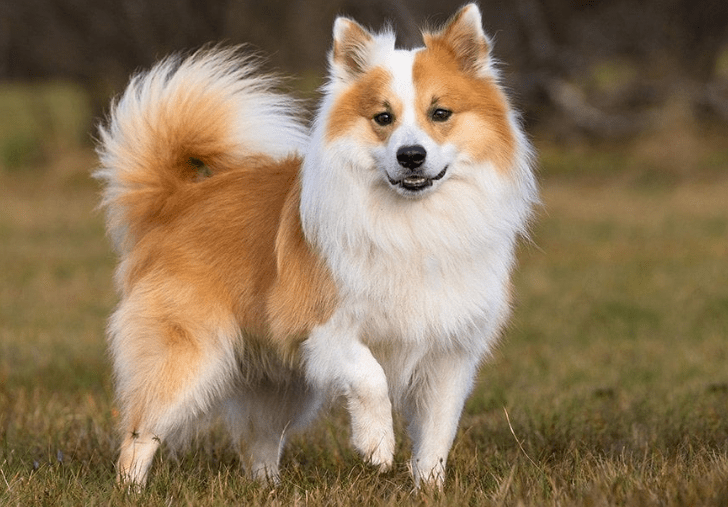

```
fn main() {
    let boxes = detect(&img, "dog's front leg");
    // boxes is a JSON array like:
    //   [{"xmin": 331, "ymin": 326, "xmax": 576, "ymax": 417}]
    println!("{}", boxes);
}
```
[
  {"xmin": 405, "ymin": 353, "xmax": 480, "ymax": 489},
  {"xmin": 302, "ymin": 312, "xmax": 395, "ymax": 471}
]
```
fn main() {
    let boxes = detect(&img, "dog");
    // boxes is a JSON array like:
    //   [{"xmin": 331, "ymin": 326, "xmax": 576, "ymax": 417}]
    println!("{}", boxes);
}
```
[{"xmin": 95, "ymin": 3, "xmax": 537, "ymax": 489}]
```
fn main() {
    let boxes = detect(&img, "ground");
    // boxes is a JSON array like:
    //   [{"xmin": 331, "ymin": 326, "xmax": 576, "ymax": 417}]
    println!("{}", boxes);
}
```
[{"xmin": 1, "ymin": 83, "xmax": 727, "ymax": 505}]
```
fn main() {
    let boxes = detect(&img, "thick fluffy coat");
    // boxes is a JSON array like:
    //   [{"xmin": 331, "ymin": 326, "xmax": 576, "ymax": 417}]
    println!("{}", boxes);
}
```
[{"xmin": 96, "ymin": 4, "xmax": 537, "ymax": 488}]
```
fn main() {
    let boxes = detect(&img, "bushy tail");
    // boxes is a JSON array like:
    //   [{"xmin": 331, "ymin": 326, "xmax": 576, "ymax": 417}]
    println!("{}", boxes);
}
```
[{"xmin": 95, "ymin": 47, "xmax": 306, "ymax": 254}]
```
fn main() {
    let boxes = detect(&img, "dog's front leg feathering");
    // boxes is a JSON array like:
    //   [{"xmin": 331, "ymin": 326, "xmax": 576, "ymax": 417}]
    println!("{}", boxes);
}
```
[
  {"xmin": 404, "ymin": 352, "xmax": 481, "ymax": 488},
  {"xmin": 302, "ymin": 311, "xmax": 395, "ymax": 471}
]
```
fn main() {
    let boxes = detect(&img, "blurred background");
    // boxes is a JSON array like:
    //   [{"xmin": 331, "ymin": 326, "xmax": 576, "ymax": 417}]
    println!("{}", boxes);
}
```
[
  {"xmin": 0, "ymin": 0, "xmax": 727, "ymax": 172},
  {"xmin": 1, "ymin": 3, "xmax": 728, "ymax": 502}
]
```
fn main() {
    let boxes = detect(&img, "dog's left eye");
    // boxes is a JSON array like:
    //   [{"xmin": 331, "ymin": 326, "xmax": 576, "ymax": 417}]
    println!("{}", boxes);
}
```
[
  {"xmin": 373, "ymin": 112, "xmax": 394, "ymax": 126},
  {"xmin": 431, "ymin": 108, "xmax": 452, "ymax": 122}
]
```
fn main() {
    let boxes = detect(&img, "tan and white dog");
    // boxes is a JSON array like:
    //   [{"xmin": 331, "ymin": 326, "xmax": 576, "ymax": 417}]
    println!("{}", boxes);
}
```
[{"xmin": 96, "ymin": 3, "xmax": 537, "ymax": 488}]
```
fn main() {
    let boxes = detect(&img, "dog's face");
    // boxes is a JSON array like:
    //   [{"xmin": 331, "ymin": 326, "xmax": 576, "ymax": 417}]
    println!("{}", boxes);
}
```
[
  {"xmin": 322, "ymin": 4, "xmax": 516, "ymax": 200},
  {"xmin": 365, "ymin": 49, "xmax": 458, "ymax": 199}
]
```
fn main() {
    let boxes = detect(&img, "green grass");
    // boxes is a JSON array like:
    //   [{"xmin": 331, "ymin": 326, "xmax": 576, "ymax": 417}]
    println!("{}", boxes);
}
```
[
  {"xmin": 2, "ymin": 93, "xmax": 728, "ymax": 504},
  {"xmin": 0, "ymin": 82, "xmax": 91, "ymax": 171}
]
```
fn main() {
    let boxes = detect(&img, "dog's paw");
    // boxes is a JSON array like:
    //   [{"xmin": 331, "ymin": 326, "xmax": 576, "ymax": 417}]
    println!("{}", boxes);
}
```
[
  {"xmin": 368, "ymin": 437, "xmax": 395, "ymax": 473},
  {"xmin": 352, "ymin": 422, "xmax": 395, "ymax": 472},
  {"xmin": 249, "ymin": 464, "xmax": 280, "ymax": 485},
  {"xmin": 411, "ymin": 458, "xmax": 446, "ymax": 490}
]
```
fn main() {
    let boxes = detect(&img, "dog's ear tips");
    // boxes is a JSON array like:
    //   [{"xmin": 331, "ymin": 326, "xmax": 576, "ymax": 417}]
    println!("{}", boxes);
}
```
[
  {"xmin": 330, "ymin": 17, "xmax": 375, "ymax": 80},
  {"xmin": 458, "ymin": 4, "xmax": 485, "ymax": 28},
  {"xmin": 332, "ymin": 17, "xmax": 365, "ymax": 45},
  {"xmin": 424, "ymin": 3, "xmax": 492, "ymax": 76}
]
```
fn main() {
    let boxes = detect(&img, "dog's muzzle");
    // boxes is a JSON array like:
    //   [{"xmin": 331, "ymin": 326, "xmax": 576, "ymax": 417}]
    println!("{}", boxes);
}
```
[{"xmin": 388, "ymin": 145, "xmax": 447, "ymax": 192}]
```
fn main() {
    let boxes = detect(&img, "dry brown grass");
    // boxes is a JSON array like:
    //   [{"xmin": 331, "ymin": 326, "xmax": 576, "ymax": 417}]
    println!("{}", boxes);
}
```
[{"xmin": 2, "ymin": 104, "xmax": 728, "ymax": 504}]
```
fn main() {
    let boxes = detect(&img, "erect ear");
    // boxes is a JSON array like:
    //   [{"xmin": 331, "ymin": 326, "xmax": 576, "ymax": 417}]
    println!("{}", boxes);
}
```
[
  {"xmin": 330, "ymin": 17, "xmax": 376, "ymax": 81},
  {"xmin": 425, "ymin": 3, "xmax": 492, "ymax": 76}
]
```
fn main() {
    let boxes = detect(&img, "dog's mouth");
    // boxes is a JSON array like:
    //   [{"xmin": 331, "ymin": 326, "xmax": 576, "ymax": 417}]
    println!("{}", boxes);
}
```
[{"xmin": 387, "ymin": 166, "xmax": 448, "ymax": 192}]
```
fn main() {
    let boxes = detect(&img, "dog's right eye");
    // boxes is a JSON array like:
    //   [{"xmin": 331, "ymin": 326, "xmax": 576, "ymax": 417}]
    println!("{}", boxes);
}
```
[
  {"xmin": 373, "ymin": 112, "xmax": 394, "ymax": 126},
  {"xmin": 431, "ymin": 108, "xmax": 453, "ymax": 122}
]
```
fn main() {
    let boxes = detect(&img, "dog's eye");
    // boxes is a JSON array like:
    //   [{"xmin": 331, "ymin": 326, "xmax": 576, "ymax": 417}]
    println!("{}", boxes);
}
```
[
  {"xmin": 431, "ymin": 108, "xmax": 452, "ymax": 122},
  {"xmin": 373, "ymin": 112, "xmax": 394, "ymax": 126}
]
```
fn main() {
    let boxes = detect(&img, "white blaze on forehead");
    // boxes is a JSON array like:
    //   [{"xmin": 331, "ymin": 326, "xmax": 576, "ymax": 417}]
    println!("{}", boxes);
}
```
[
  {"xmin": 380, "ymin": 48, "xmax": 435, "ymax": 149},
  {"xmin": 382, "ymin": 50, "xmax": 417, "ymax": 124}
]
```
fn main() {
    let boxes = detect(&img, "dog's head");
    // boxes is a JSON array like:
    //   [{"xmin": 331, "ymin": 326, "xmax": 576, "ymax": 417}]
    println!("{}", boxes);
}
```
[{"xmin": 320, "ymin": 3, "xmax": 517, "ymax": 200}]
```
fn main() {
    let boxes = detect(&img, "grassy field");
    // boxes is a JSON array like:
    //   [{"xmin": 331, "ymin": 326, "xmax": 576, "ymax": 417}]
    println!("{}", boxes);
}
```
[{"xmin": 1, "ymin": 84, "xmax": 728, "ymax": 505}]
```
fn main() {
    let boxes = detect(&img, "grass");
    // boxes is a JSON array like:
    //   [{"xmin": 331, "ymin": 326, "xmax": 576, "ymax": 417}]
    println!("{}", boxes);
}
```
[
  {"xmin": 1, "ymin": 85, "xmax": 728, "ymax": 505},
  {"xmin": 0, "ymin": 82, "xmax": 91, "ymax": 171}
]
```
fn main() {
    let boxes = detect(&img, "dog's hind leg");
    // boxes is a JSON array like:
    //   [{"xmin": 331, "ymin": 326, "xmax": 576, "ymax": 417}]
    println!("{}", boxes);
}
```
[
  {"xmin": 109, "ymin": 288, "xmax": 239, "ymax": 487},
  {"xmin": 117, "ymin": 430, "xmax": 161, "ymax": 486},
  {"xmin": 224, "ymin": 374, "xmax": 322, "ymax": 482}
]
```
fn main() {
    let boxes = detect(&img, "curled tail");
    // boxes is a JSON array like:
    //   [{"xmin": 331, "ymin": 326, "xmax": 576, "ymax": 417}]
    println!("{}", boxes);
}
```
[{"xmin": 95, "ymin": 47, "xmax": 307, "ymax": 254}]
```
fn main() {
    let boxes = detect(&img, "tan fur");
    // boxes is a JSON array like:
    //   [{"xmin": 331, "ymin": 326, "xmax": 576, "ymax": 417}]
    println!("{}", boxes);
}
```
[
  {"xmin": 267, "ymin": 178, "xmax": 339, "ymax": 359},
  {"xmin": 332, "ymin": 19, "xmax": 375, "ymax": 79},
  {"xmin": 96, "ymin": 48, "xmax": 345, "ymax": 484},
  {"xmin": 107, "ymin": 153, "xmax": 338, "ymax": 483},
  {"xmin": 424, "ymin": 7, "xmax": 490, "ymax": 75},
  {"xmin": 119, "ymin": 155, "xmax": 336, "ymax": 354},
  {"xmin": 325, "ymin": 66, "xmax": 397, "ymax": 144},
  {"xmin": 102, "ymin": 90, "xmax": 254, "ymax": 256},
  {"xmin": 415, "ymin": 38, "xmax": 516, "ymax": 171}
]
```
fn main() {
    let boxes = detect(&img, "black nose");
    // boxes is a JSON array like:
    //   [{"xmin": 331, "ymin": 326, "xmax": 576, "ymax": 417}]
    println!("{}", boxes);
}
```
[{"xmin": 396, "ymin": 145, "xmax": 427, "ymax": 170}]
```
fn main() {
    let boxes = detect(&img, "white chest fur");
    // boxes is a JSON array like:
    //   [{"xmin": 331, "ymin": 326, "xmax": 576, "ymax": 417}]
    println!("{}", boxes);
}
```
[{"xmin": 301, "ymin": 144, "xmax": 529, "ymax": 355}]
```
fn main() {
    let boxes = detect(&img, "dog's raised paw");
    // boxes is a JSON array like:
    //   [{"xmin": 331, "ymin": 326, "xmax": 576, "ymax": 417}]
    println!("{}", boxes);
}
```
[{"xmin": 352, "ymin": 424, "xmax": 395, "ymax": 472}]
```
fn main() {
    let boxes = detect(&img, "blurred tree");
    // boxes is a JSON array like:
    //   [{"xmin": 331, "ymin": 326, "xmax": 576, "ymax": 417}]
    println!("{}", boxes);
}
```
[
  {"xmin": 2, "ymin": 0, "xmax": 233, "ymax": 113},
  {"xmin": 0, "ymin": 0, "xmax": 725, "ymax": 135}
]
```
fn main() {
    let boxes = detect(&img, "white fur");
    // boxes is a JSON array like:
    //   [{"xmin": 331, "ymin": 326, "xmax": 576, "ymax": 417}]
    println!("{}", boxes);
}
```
[
  {"xmin": 98, "ymin": 4, "xmax": 537, "ymax": 491},
  {"xmin": 300, "ymin": 19, "xmax": 537, "ymax": 487},
  {"xmin": 373, "ymin": 51, "xmax": 458, "ymax": 195}
]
